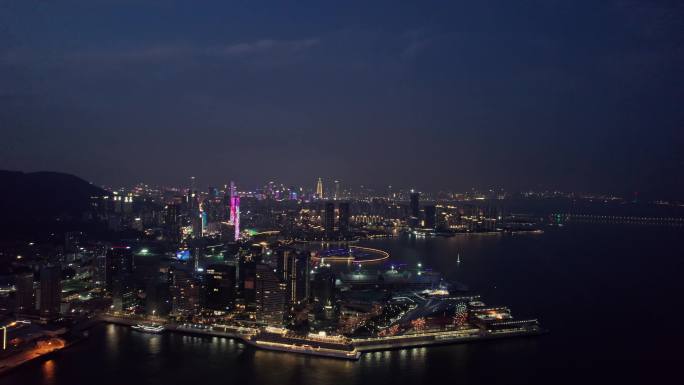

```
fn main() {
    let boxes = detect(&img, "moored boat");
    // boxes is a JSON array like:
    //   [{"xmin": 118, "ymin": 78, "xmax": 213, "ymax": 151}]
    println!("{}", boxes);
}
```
[
  {"xmin": 250, "ymin": 328, "xmax": 361, "ymax": 360},
  {"xmin": 131, "ymin": 323, "xmax": 165, "ymax": 334}
]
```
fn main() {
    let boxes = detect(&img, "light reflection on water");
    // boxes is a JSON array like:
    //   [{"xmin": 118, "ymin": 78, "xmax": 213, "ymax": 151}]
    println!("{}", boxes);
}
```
[
  {"xmin": 147, "ymin": 335, "xmax": 161, "ymax": 354},
  {"xmin": 252, "ymin": 349, "xmax": 358, "ymax": 384},
  {"xmin": 104, "ymin": 323, "xmax": 120, "ymax": 358},
  {"xmin": 41, "ymin": 359, "xmax": 55, "ymax": 385}
]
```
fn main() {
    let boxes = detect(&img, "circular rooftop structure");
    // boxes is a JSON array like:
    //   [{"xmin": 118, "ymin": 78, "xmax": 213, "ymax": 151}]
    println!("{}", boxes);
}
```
[{"xmin": 313, "ymin": 246, "xmax": 389, "ymax": 264}]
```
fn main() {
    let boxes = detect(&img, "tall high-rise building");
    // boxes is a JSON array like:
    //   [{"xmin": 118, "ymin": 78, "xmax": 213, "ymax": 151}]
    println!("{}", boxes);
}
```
[
  {"xmin": 233, "ymin": 196, "xmax": 240, "ymax": 241},
  {"xmin": 106, "ymin": 246, "xmax": 135, "ymax": 311},
  {"xmin": 255, "ymin": 264, "xmax": 287, "ymax": 326},
  {"xmin": 238, "ymin": 256, "xmax": 257, "ymax": 308},
  {"xmin": 229, "ymin": 181, "xmax": 240, "ymax": 240},
  {"xmin": 186, "ymin": 189, "xmax": 198, "ymax": 213},
  {"xmin": 145, "ymin": 278, "xmax": 171, "ymax": 316},
  {"xmin": 316, "ymin": 178, "xmax": 323, "ymax": 199},
  {"xmin": 200, "ymin": 211, "xmax": 208, "ymax": 236},
  {"xmin": 293, "ymin": 251, "xmax": 310, "ymax": 304},
  {"xmin": 311, "ymin": 267, "xmax": 336, "ymax": 319},
  {"xmin": 14, "ymin": 271, "xmax": 35, "ymax": 316},
  {"xmin": 165, "ymin": 203, "xmax": 180, "ymax": 242},
  {"xmin": 106, "ymin": 247, "xmax": 134, "ymax": 292},
  {"xmin": 192, "ymin": 211, "xmax": 202, "ymax": 239},
  {"xmin": 338, "ymin": 202, "xmax": 350, "ymax": 235},
  {"xmin": 94, "ymin": 253, "xmax": 107, "ymax": 287},
  {"xmin": 204, "ymin": 264, "xmax": 236, "ymax": 311},
  {"xmin": 276, "ymin": 248, "xmax": 293, "ymax": 282},
  {"xmin": 424, "ymin": 205, "xmax": 436, "ymax": 229},
  {"xmin": 324, "ymin": 202, "xmax": 335, "ymax": 239},
  {"xmin": 276, "ymin": 248, "xmax": 309, "ymax": 305},
  {"xmin": 409, "ymin": 191, "xmax": 420, "ymax": 228},
  {"xmin": 276, "ymin": 248, "xmax": 311, "ymax": 304},
  {"xmin": 311, "ymin": 265, "xmax": 335, "ymax": 317},
  {"xmin": 229, "ymin": 181, "xmax": 237, "ymax": 223},
  {"xmin": 39, "ymin": 265, "xmax": 61, "ymax": 320},
  {"xmin": 170, "ymin": 267, "xmax": 200, "ymax": 316},
  {"xmin": 91, "ymin": 244, "xmax": 109, "ymax": 289},
  {"xmin": 334, "ymin": 180, "xmax": 340, "ymax": 200}
]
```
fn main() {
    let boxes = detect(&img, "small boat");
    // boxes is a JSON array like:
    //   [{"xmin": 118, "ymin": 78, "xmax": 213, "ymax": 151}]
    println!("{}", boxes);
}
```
[{"xmin": 131, "ymin": 323, "xmax": 165, "ymax": 334}]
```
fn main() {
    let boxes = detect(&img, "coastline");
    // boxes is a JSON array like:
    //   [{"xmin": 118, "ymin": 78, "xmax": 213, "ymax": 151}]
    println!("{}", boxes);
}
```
[{"xmin": 98, "ymin": 315, "xmax": 545, "ymax": 361}]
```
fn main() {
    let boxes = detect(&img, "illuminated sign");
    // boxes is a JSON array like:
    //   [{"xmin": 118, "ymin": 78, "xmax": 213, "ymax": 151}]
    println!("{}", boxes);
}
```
[{"xmin": 176, "ymin": 250, "xmax": 191, "ymax": 261}]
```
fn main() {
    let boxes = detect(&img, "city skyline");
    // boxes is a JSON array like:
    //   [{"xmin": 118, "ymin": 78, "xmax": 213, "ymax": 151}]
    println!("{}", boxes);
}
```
[
  {"xmin": 83, "ymin": 176, "xmax": 624, "ymax": 203},
  {"xmin": 1, "ymin": 2, "xmax": 683, "ymax": 383},
  {"xmin": 95, "ymin": 175, "xmax": 660, "ymax": 202}
]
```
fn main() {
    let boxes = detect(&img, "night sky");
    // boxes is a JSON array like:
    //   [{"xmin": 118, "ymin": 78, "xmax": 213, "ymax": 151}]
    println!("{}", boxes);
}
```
[{"xmin": 1, "ymin": 1, "xmax": 682, "ymax": 197}]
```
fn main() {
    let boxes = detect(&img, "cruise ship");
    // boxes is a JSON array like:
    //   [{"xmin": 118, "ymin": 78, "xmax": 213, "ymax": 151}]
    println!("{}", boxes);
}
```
[
  {"xmin": 131, "ymin": 323, "xmax": 165, "ymax": 334},
  {"xmin": 249, "ymin": 328, "xmax": 361, "ymax": 360}
]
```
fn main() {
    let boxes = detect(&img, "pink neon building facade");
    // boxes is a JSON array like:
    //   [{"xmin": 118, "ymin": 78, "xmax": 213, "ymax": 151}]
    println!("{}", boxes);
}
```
[{"xmin": 229, "ymin": 181, "xmax": 240, "ymax": 240}]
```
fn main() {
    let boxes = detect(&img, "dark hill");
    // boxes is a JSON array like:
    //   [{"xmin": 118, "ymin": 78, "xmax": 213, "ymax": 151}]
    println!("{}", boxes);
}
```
[{"xmin": 0, "ymin": 170, "xmax": 107, "ymax": 239}]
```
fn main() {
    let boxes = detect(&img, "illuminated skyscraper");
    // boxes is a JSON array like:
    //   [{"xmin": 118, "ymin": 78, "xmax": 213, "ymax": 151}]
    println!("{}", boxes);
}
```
[
  {"xmin": 255, "ymin": 263, "xmax": 287, "ymax": 326},
  {"xmin": 276, "ymin": 248, "xmax": 293, "ymax": 282},
  {"xmin": 311, "ymin": 265, "xmax": 335, "ymax": 318},
  {"xmin": 409, "ymin": 191, "xmax": 420, "ymax": 228},
  {"xmin": 294, "ymin": 251, "xmax": 311, "ymax": 303},
  {"xmin": 229, "ymin": 181, "xmax": 240, "ymax": 240},
  {"xmin": 316, "ymin": 178, "xmax": 323, "ymax": 199},
  {"xmin": 238, "ymin": 255, "xmax": 257, "ymax": 308},
  {"xmin": 170, "ymin": 267, "xmax": 200, "ymax": 316},
  {"xmin": 192, "ymin": 210, "xmax": 202, "ymax": 238},
  {"xmin": 233, "ymin": 196, "xmax": 240, "ymax": 240},
  {"xmin": 201, "ymin": 211, "xmax": 208, "ymax": 236},
  {"xmin": 229, "ymin": 181, "xmax": 237, "ymax": 223},
  {"xmin": 187, "ymin": 189, "xmax": 198, "ymax": 212},
  {"xmin": 334, "ymin": 180, "xmax": 340, "ymax": 200},
  {"xmin": 205, "ymin": 264, "xmax": 236, "ymax": 311},
  {"xmin": 277, "ymin": 249, "xmax": 310, "ymax": 304}
]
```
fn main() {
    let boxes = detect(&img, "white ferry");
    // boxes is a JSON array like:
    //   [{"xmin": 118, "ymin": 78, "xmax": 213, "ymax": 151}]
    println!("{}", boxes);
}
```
[
  {"xmin": 249, "ymin": 328, "xmax": 361, "ymax": 360},
  {"xmin": 131, "ymin": 323, "xmax": 165, "ymax": 334}
]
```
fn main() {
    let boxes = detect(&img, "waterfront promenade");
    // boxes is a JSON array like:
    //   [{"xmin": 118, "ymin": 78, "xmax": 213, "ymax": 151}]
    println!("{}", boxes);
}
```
[{"xmin": 98, "ymin": 314, "xmax": 544, "ymax": 360}]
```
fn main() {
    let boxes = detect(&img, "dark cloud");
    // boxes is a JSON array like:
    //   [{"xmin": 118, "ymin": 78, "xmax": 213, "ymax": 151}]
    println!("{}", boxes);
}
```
[{"xmin": 2, "ymin": 37, "xmax": 321, "ymax": 67}]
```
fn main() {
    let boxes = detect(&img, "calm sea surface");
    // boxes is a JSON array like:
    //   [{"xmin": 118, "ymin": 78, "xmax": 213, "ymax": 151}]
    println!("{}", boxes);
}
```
[{"xmin": 3, "ymin": 224, "xmax": 683, "ymax": 385}]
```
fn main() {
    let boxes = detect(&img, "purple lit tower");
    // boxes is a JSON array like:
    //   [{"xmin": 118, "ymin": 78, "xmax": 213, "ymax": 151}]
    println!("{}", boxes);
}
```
[
  {"xmin": 229, "ymin": 182, "xmax": 236, "ymax": 223},
  {"xmin": 229, "ymin": 181, "xmax": 240, "ymax": 240},
  {"xmin": 233, "ymin": 196, "xmax": 240, "ymax": 240}
]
